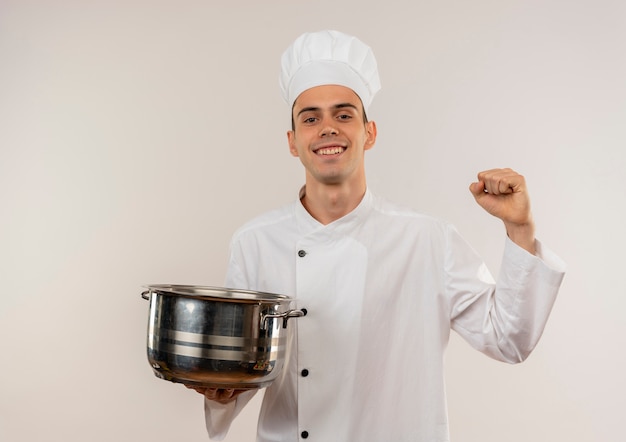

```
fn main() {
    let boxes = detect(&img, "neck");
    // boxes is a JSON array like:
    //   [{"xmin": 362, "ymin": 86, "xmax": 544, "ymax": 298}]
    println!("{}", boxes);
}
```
[{"xmin": 301, "ymin": 179, "xmax": 367, "ymax": 225}]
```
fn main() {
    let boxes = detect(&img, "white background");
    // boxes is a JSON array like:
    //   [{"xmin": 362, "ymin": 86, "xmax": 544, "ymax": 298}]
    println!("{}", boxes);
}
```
[{"xmin": 1, "ymin": 1, "xmax": 624, "ymax": 441}]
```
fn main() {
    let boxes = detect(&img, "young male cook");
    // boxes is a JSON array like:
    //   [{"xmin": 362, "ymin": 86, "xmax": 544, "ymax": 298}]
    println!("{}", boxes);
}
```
[{"xmin": 191, "ymin": 30, "xmax": 565, "ymax": 441}]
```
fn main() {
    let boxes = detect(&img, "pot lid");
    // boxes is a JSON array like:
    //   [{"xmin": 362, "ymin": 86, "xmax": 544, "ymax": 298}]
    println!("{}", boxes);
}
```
[{"xmin": 144, "ymin": 284, "xmax": 293, "ymax": 303}]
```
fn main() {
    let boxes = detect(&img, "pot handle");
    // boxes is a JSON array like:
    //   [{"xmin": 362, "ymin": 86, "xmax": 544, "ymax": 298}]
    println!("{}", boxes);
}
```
[
  {"xmin": 262, "ymin": 308, "xmax": 307, "ymax": 330},
  {"xmin": 141, "ymin": 290, "xmax": 151, "ymax": 300}
]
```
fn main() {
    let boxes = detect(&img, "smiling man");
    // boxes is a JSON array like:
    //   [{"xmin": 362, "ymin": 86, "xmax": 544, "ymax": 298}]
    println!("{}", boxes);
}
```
[
  {"xmin": 193, "ymin": 30, "xmax": 566, "ymax": 441},
  {"xmin": 288, "ymin": 84, "xmax": 377, "ymax": 224}
]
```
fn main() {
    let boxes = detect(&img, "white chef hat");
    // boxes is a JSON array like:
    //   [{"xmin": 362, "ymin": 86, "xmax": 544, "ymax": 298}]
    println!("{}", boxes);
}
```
[{"xmin": 279, "ymin": 30, "xmax": 381, "ymax": 112}]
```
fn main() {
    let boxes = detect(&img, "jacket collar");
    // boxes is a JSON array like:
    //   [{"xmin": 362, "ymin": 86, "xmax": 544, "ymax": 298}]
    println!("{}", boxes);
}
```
[{"xmin": 295, "ymin": 185, "xmax": 374, "ymax": 238}]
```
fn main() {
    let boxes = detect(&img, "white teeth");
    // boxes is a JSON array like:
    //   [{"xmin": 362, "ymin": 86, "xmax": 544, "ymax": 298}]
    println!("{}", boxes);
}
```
[{"xmin": 316, "ymin": 147, "xmax": 344, "ymax": 155}]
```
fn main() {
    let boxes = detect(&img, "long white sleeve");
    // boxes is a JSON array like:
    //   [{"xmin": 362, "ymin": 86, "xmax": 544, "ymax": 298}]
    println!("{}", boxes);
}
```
[
  {"xmin": 450, "ymin": 236, "xmax": 566, "ymax": 363},
  {"xmin": 203, "ymin": 389, "xmax": 257, "ymax": 441}
]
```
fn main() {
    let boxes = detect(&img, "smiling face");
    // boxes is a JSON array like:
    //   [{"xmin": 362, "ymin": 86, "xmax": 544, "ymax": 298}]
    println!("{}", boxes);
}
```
[{"xmin": 287, "ymin": 85, "xmax": 377, "ymax": 189}]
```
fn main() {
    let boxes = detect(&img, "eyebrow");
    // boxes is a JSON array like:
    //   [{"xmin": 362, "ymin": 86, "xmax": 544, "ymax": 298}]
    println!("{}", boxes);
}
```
[{"xmin": 296, "ymin": 102, "xmax": 359, "ymax": 117}]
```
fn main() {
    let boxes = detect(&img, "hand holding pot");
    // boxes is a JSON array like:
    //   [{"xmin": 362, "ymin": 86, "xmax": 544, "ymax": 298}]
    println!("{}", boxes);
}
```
[{"xmin": 184, "ymin": 384, "xmax": 253, "ymax": 404}]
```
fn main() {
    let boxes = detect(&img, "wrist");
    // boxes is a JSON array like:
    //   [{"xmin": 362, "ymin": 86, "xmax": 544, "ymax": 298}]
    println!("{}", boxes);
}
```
[{"xmin": 504, "ymin": 220, "xmax": 536, "ymax": 255}]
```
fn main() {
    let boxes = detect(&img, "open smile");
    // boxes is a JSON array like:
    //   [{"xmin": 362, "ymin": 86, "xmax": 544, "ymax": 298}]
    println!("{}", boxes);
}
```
[{"xmin": 313, "ymin": 143, "xmax": 347, "ymax": 156}]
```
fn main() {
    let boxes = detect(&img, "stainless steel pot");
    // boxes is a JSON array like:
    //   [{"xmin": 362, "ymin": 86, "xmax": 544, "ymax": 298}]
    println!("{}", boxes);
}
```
[{"xmin": 141, "ymin": 284, "xmax": 305, "ymax": 389}]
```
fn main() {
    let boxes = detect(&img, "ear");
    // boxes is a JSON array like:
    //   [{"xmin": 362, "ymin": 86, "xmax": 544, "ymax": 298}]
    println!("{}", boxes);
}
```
[
  {"xmin": 364, "ymin": 121, "xmax": 377, "ymax": 151},
  {"xmin": 287, "ymin": 130, "xmax": 299, "ymax": 157}
]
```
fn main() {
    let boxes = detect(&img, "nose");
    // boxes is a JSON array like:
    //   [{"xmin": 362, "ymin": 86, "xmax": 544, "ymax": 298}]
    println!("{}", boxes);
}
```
[{"xmin": 319, "ymin": 119, "xmax": 339, "ymax": 137}]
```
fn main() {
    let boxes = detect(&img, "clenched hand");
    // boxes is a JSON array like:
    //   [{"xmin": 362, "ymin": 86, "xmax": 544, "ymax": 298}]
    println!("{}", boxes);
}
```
[{"xmin": 469, "ymin": 168, "xmax": 536, "ymax": 254}]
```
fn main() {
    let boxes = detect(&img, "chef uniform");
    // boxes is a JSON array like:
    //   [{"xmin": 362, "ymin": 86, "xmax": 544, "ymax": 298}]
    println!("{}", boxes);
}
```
[{"xmin": 203, "ymin": 31, "xmax": 566, "ymax": 442}]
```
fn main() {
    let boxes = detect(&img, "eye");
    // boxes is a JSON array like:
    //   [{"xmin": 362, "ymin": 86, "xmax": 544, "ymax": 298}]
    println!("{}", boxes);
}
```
[
  {"xmin": 337, "ymin": 113, "xmax": 353, "ymax": 121},
  {"xmin": 300, "ymin": 115, "xmax": 319, "ymax": 124}
]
